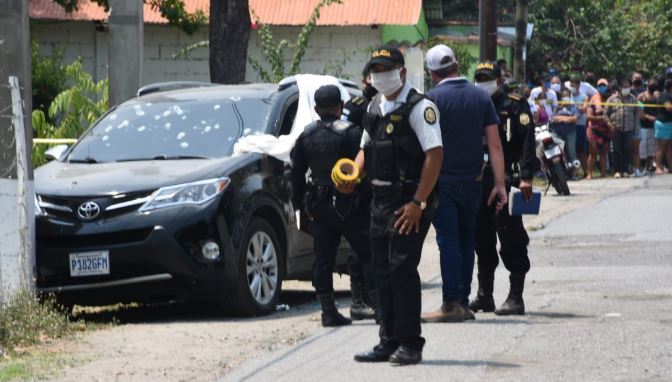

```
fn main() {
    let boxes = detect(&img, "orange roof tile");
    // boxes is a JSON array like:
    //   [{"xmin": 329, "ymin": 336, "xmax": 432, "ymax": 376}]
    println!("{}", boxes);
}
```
[{"xmin": 29, "ymin": 0, "xmax": 422, "ymax": 26}]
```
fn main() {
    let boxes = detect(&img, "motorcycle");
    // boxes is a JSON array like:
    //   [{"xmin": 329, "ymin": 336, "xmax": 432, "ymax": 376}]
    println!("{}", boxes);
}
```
[{"xmin": 534, "ymin": 123, "xmax": 578, "ymax": 196}]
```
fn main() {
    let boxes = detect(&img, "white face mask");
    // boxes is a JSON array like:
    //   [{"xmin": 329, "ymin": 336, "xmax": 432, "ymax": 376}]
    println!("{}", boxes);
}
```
[
  {"xmin": 475, "ymin": 80, "xmax": 498, "ymax": 96},
  {"xmin": 550, "ymin": 83, "xmax": 562, "ymax": 93},
  {"xmin": 621, "ymin": 88, "xmax": 631, "ymax": 96},
  {"xmin": 370, "ymin": 69, "xmax": 403, "ymax": 96}
]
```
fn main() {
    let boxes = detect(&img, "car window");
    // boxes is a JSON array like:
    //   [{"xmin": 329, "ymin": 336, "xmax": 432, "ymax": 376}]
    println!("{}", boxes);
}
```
[
  {"xmin": 68, "ymin": 97, "xmax": 272, "ymax": 162},
  {"xmin": 278, "ymin": 100, "xmax": 298, "ymax": 136}
]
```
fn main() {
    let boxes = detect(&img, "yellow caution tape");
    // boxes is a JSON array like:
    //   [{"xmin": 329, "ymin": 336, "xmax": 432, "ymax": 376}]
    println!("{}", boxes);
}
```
[
  {"xmin": 557, "ymin": 100, "xmax": 666, "ymax": 108},
  {"xmin": 331, "ymin": 158, "xmax": 360, "ymax": 187},
  {"xmin": 33, "ymin": 138, "xmax": 77, "ymax": 144}
]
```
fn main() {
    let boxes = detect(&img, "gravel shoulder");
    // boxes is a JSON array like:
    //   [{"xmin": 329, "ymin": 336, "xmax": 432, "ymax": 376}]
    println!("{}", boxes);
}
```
[{"xmin": 45, "ymin": 176, "xmax": 651, "ymax": 382}]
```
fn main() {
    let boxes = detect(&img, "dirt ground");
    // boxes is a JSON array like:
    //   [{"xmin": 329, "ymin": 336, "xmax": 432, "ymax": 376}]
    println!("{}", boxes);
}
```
[{"xmin": 44, "ymin": 176, "xmax": 649, "ymax": 382}]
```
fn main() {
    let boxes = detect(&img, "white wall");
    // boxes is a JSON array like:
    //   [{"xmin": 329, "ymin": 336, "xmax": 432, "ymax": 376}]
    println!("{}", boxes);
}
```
[{"xmin": 32, "ymin": 21, "xmax": 381, "ymax": 86}]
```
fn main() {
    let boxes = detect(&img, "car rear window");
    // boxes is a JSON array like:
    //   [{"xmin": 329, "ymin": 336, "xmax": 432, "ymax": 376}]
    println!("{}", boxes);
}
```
[{"xmin": 68, "ymin": 98, "xmax": 272, "ymax": 162}]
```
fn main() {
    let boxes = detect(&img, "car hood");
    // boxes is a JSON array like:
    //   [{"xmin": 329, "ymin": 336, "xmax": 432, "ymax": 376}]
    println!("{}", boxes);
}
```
[{"xmin": 35, "ymin": 155, "xmax": 257, "ymax": 196}]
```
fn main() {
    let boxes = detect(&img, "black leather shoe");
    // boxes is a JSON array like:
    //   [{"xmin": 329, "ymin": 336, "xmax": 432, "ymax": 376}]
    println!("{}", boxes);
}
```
[
  {"xmin": 494, "ymin": 297, "xmax": 525, "ymax": 316},
  {"xmin": 354, "ymin": 345, "xmax": 397, "ymax": 363},
  {"xmin": 322, "ymin": 311, "xmax": 352, "ymax": 327},
  {"xmin": 388, "ymin": 346, "xmax": 422, "ymax": 365}
]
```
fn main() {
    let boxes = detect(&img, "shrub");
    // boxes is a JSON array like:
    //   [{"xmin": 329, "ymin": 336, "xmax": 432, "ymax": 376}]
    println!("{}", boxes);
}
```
[
  {"xmin": 31, "ymin": 39, "xmax": 67, "ymax": 120},
  {"xmin": 0, "ymin": 289, "xmax": 70, "ymax": 353}
]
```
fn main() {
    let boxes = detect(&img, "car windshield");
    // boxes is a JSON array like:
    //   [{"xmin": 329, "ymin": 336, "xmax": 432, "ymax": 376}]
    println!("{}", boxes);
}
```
[{"xmin": 68, "ymin": 97, "xmax": 272, "ymax": 162}]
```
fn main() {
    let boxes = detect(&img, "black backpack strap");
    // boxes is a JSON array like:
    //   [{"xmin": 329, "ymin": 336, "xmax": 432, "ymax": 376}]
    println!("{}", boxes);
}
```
[
  {"xmin": 398, "ymin": 88, "xmax": 427, "ymax": 114},
  {"xmin": 362, "ymin": 93, "xmax": 383, "ymax": 137}
]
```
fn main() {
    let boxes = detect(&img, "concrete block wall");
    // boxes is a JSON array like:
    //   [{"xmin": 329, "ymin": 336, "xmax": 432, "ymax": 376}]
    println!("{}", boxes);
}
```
[{"xmin": 32, "ymin": 21, "xmax": 381, "ymax": 86}]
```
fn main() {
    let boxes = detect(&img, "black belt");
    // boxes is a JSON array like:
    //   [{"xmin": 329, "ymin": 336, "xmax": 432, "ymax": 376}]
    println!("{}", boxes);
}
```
[{"xmin": 372, "ymin": 182, "xmax": 417, "ymax": 197}]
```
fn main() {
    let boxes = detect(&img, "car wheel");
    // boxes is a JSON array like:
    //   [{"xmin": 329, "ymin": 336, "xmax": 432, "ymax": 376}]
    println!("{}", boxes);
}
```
[{"xmin": 224, "ymin": 217, "xmax": 283, "ymax": 316}]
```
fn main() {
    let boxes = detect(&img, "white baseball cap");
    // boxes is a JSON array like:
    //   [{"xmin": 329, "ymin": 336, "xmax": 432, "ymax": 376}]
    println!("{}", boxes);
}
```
[{"xmin": 425, "ymin": 44, "xmax": 458, "ymax": 72}]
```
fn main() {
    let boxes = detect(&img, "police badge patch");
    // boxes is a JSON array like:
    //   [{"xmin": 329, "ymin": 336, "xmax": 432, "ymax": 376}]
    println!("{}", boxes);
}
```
[
  {"xmin": 424, "ymin": 107, "xmax": 437, "ymax": 124},
  {"xmin": 519, "ymin": 113, "xmax": 530, "ymax": 125}
]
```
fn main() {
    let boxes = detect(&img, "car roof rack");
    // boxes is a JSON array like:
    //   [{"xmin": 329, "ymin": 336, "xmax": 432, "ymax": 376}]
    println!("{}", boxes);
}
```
[
  {"xmin": 137, "ymin": 81, "xmax": 217, "ymax": 97},
  {"xmin": 278, "ymin": 76, "xmax": 360, "ymax": 92}
]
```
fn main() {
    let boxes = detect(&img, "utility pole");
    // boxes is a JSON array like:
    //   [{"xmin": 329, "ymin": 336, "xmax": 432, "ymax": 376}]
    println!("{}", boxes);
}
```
[
  {"xmin": 0, "ymin": 0, "xmax": 36, "ymax": 301},
  {"xmin": 514, "ymin": 0, "xmax": 529, "ymax": 82},
  {"xmin": 108, "ymin": 0, "xmax": 143, "ymax": 106},
  {"xmin": 479, "ymin": 0, "xmax": 498, "ymax": 61}
]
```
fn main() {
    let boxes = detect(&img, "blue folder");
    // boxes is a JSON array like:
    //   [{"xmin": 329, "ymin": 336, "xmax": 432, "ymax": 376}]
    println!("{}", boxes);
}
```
[{"xmin": 508, "ymin": 187, "xmax": 541, "ymax": 215}]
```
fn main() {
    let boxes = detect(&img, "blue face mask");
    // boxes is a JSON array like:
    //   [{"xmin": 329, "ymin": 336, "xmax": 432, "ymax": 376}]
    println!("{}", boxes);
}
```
[{"xmin": 598, "ymin": 85, "xmax": 609, "ymax": 95}]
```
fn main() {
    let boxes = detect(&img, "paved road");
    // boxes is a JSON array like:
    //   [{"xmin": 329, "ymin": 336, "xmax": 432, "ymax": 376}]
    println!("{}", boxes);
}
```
[{"xmin": 222, "ymin": 176, "xmax": 672, "ymax": 382}]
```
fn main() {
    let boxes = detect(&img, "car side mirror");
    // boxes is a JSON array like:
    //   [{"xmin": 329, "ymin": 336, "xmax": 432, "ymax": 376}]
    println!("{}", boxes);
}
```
[{"xmin": 45, "ymin": 144, "xmax": 69, "ymax": 162}]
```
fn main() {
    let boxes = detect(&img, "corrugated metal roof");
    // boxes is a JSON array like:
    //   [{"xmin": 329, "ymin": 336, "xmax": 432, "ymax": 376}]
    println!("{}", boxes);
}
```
[
  {"xmin": 249, "ymin": 0, "xmax": 422, "ymax": 26},
  {"xmin": 30, "ymin": 0, "xmax": 422, "ymax": 26},
  {"xmin": 29, "ymin": 0, "xmax": 209, "ymax": 24}
]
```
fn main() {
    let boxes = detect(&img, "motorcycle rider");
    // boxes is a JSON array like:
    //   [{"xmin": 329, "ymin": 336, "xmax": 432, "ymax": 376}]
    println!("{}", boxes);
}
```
[{"xmin": 471, "ymin": 61, "xmax": 536, "ymax": 316}]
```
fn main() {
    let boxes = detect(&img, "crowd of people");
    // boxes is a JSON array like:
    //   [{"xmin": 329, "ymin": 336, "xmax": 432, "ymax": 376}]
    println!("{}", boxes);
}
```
[{"xmin": 518, "ymin": 67, "xmax": 672, "ymax": 179}]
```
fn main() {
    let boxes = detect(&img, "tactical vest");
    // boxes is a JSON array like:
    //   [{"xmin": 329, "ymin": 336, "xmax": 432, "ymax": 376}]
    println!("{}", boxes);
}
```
[
  {"xmin": 363, "ymin": 89, "xmax": 426, "ymax": 185},
  {"xmin": 302, "ymin": 119, "xmax": 354, "ymax": 185}
]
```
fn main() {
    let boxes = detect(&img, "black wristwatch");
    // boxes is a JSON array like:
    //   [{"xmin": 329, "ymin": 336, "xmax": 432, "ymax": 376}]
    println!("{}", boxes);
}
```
[{"xmin": 411, "ymin": 197, "xmax": 427, "ymax": 210}]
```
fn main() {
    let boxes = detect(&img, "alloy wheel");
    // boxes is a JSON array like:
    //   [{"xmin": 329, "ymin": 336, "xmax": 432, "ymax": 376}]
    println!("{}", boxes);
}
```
[{"xmin": 245, "ymin": 231, "xmax": 279, "ymax": 305}]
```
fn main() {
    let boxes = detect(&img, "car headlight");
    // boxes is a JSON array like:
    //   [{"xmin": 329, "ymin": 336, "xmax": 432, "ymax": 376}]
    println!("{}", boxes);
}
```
[{"xmin": 139, "ymin": 177, "xmax": 230, "ymax": 213}]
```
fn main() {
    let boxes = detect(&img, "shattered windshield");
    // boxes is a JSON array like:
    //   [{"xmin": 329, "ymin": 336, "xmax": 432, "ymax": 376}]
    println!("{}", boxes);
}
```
[{"xmin": 68, "ymin": 97, "xmax": 272, "ymax": 163}]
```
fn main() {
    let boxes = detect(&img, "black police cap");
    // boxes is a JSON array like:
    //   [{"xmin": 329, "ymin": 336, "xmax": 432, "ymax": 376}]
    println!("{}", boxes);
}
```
[
  {"xmin": 368, "ymin": 45, "xmax": 405, "ymax": 68},
  {"xmin": 474, "ymin": 61, "xmax": 501, "ymax": 80},
  {"xmin": 314, "ymin": 85, "xmax": 342, "ymax": 108}
]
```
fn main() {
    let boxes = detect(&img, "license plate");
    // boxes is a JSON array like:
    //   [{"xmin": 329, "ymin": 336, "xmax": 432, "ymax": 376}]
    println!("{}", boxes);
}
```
[
  {"xmin": 544, "ymin": 146, "xmax": 562, "ymax": 159},
  {"xmin": 69, "ymin": 251, "xmax": 110, "ymax": 277}
]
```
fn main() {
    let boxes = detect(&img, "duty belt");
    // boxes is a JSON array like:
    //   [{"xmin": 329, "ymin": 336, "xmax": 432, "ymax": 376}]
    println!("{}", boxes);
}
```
[{"xmin": 371, "ymin": 182, "xmax": 417, "ymax": 198}]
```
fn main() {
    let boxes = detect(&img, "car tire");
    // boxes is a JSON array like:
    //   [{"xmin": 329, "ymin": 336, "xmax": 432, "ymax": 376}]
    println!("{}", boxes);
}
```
[{"xmin": 223, "ymin": 217, "xmax": 284, "ymax": 316}]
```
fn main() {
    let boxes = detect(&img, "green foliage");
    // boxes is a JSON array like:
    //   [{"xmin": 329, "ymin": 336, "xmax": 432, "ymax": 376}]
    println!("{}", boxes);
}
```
[
  {"xmin": 248, "ymin": 0, "xmax": 343, "ymax": 82},
  {"xmin": 0, "ymin": 289, "xmax": 70, "ymax": 352},
  {"xmin": 31, "ymin": 39, "xmax": 67, "ymax": 119},
  {"xmin": 32, "ymin": 61, "xmax": 109, "ymax": 167},
  {"xmin": 427, "ymin": 37, "xmax": 477, "ymax": 74},
  {"xmin": 52, "ymin": 0, "xmax": 206, "ymax": 35},
  {"xmin": 527, "ymin": 0, "xmax": 672, "ymax": 80}
]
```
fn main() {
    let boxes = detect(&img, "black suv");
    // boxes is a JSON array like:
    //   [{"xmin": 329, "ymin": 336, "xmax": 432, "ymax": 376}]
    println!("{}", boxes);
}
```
[{"xmin": 35, "ymin": 78, "xmax": 358, "ymax": 316}]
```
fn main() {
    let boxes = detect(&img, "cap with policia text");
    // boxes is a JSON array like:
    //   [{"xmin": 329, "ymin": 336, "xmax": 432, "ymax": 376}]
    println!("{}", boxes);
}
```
[
  {"xmin": 368, "ymin": 45, "xmax": 405, "ymax": 68},
  {"xmin": 314, "ymin": 85, "xmax": 342, "ymax": 108},
  {"xmin": 474, "ymin": 61, "xmax": 501, "ymax": 80}
]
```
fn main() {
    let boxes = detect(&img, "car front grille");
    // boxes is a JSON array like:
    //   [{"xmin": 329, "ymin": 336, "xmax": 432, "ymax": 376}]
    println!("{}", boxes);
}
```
[
  {"xmin": 37, "ymin": 228, "xmax": 153, "ymax": 248},
  {"xmin": 38, "ymin": 191, "xmax": 154, "ymax": 222}
]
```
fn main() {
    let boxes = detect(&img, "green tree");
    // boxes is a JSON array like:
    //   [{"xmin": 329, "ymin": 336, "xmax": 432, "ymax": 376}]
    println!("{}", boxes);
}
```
[
  {"xmin": 32, "ymin": 61, "xmax": 109, "ymax": 167},
  {"xmin": 31, "ymin": 39, "xmax": 67, "ymax": 121},
  {"xmin": 526, "ymin": 0, "xmax": 672, "ymax": 80}
]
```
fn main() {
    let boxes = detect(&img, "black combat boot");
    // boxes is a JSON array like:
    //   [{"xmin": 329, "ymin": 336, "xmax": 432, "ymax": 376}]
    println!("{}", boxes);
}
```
[
  {"xmin": 494, "ymin": 273, "xmax": 526, "ymax": 316},
  {"xmin": 469, "ymin": 273, "xmax": 496, "ymax": 313},
  {"xmin": 318, "ymin": 293, "xmax": 352, "ymax": 327},
  {"xmin": 349, "ymin": 281, "xmax": 376, "ymax": 321}
]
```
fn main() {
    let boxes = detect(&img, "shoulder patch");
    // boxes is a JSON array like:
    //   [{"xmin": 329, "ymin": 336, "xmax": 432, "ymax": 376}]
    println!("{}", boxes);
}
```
[
  {"xmin": 508, "ymin": 94, "xmax": 521, "ymax": 101},
  {"xmin": 331, "ymin": 119, "xmax": 352, "ymax": 132},
  {"xmin": 352, "ymin": 96, "xmax": 365, "ymax": 106},
  {"xmin": 519, "ymin": 113, "xmax": 531, "ymax": 126},
  {"xmin": 424, "ymin": 107, "xmax": 437, "ymax": 124}
]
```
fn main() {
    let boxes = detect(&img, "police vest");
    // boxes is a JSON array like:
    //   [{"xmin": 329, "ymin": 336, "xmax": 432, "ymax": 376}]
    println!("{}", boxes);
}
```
[
  {"xmin": 302, "ymin": 119, "xmax": 356, "ymax": 185},
  {"xmin": 363, "ymin": 89, "xmax": 426, "ymax": 185}
]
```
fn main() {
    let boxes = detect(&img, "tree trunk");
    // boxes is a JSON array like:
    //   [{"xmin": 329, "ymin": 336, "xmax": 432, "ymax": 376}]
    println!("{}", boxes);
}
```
[
  {"xmin": 514, "ymin": 0, "xmax": 528, "ymax": 82},
  {"xmin": 209, "ymin": 0, "xmax": 251, "ymax": 84}
]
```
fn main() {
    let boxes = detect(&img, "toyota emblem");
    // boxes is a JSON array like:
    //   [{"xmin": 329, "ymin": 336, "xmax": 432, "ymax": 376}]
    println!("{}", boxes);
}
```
[{"xmin": 77, "ymin": 201, "xmax": 101, "ymax": 221}]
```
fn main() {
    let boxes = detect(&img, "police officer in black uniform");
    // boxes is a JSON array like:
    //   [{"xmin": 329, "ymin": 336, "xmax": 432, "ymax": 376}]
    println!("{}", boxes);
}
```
[
  {"xmin": 343, "ymin": 46, "xmax": 443, "ymax": 365},
  {"xmin": 341, "ymin": 66, "xmax": 379, "ymax": 321},
  {"xmin": 470, "ymin": 62, "xmax": 535, "ymax": 316},
  {"xmin": 290, "ymin": 85, "xmax": 373, "ymax": 327}
]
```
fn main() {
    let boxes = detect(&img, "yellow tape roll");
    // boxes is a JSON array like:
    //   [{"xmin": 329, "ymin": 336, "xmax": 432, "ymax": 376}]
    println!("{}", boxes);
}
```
[{"xmin": 331, "ymin": 158, "xmax": 360, "ymax": 187}]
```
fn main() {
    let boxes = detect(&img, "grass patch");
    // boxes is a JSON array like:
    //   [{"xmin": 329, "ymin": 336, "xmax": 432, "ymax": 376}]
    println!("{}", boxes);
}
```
[{"xmin": 0, "ymin": 351, "xmax": 75, "ymax": 382}]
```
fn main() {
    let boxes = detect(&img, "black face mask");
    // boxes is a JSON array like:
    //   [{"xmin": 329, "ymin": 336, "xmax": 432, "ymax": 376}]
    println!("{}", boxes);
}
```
[
  {"xmin": 634, "ymin": 79, "xmax": 643, "ymax": 87},
  {"xmin": 648, "ymin": 85, "xmax": 658, "ymax": 93}
]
